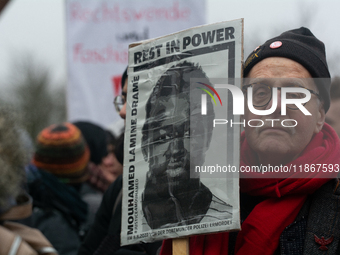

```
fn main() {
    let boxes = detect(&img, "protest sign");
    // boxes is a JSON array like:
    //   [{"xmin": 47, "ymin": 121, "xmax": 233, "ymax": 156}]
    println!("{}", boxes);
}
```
[{"xmin": 122, "ymin": 19, "xmax": 243, "ymax": 245}]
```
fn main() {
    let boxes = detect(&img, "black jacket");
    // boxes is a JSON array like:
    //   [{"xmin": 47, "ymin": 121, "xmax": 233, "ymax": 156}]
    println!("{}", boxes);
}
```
[
  {"xmin": 19, "ymin": 164, "xmax": 88, "ymax": 255},
  {"xmin": 78, "ymin": 175, "xmax": 162, "ymax": 255}
]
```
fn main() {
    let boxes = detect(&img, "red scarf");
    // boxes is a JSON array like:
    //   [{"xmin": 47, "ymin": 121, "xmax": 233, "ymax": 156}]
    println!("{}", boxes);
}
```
[{"xmin": 160, "ymin": 123, "xmax": 340, "ymax": 255}]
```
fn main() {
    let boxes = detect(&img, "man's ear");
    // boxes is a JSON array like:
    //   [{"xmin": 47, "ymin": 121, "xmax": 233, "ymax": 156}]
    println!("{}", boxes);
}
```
[{"xmin": 314, "ymin": 101, "xmax": 325, "ymax": 134}]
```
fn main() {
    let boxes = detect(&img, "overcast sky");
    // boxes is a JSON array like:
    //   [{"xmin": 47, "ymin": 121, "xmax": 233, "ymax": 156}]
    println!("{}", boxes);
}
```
[{"xmin": 0, "ymin": 0, "xmax": 339, "ymax": 85}]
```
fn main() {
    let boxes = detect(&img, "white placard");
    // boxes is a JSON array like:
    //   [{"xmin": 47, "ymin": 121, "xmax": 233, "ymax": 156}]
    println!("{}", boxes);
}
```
[{"xmin": 122, "ymin": 19, "xmax": 243, "ymax": 245}]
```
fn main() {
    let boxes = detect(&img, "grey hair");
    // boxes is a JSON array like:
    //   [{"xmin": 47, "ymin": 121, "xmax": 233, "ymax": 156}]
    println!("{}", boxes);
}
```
[{"xmin": 0, "ymin": 107, "xmax": 27, "ymax": 212}]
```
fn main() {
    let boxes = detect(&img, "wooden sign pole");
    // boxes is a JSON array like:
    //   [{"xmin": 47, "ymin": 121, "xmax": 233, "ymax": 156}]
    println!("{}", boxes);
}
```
[{"xmin": 172, "ymin": 237, "xmax": 189, "ymax": 255}]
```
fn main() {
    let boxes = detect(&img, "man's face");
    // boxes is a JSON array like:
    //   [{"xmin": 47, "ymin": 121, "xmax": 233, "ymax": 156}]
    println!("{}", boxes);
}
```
[
  {"xmin": 326, "ymin": 99, "xmax": 340, "ymax": 137},
  {"xmin": 244, "ymin": 57, "xmax": 325, "ymax": 165},
  {"xmin": 146, "ymin": 93, "xmax": 209, "ymax": 182},
  {"xmin": 100, "ymin": 144, "xmax": 123, "ymax": 183}
]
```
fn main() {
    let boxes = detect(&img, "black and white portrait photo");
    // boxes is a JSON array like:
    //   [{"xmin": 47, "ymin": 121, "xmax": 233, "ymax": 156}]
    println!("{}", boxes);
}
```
[{"xmin": 141, "ymin": 61, "xmax": 232, "ymax": 229}]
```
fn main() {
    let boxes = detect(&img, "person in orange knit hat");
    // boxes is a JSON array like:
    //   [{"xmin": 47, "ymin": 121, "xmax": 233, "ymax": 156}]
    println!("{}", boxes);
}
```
[{"xmin": 21, "ymin": 123, "xmax": 91, "ymax": 255}]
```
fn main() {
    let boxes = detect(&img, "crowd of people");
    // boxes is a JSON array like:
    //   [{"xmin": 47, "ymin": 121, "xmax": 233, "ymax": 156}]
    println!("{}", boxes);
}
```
[
  {"xmin": 1, "ymin": 26, "xmax": 340, "ymax": 255},
  {"xmin": 0, "ymin": 114, "xmax": 123, "ymax": 254}
]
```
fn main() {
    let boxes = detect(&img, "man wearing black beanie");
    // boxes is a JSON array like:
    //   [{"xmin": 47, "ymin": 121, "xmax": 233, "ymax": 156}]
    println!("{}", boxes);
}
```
[
  {"xmin": 243, "ymin": 27, "xmax": 331, "ymax": 111},
  {"xmin": 161, "ymin": 27, "xmax": 340, "ymax": 255}
]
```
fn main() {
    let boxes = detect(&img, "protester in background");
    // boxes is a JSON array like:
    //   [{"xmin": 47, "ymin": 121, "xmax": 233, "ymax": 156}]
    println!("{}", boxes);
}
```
[
  {"xmin": 160, "ymin": 27, "xmax": 340, "ymax": 254},
  {"xmin": 75, "ymin": 121, "xmax": 124, "ymax": 226},
  {"xmin": 101, "ymin": 130, "xmax": 123, "ymax": 183},
  {"xmin": 326, "ymin": 77, "xmax": 340, "ymax": 137},
  {"xmin": 74, "ymin": 121, "xmax": 123, "ymax": 192},
  {"xmin": 78, "ymin": 67, "xmax": 162, "ymax": 255},
  {"xmin": 0, "ymin": 107, "xmax": 57, "ymax": 255},
  {"xmin": 21, "ymin": 123, "xmax": 90, "ymax": 255}
]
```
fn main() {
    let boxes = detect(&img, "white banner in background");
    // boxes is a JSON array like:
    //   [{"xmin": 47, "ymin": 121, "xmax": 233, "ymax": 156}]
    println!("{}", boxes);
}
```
[{"xmin": 65, "ymin": 0, "xmax": 206, "ymax": 134}]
